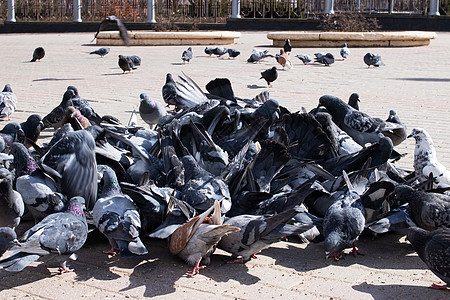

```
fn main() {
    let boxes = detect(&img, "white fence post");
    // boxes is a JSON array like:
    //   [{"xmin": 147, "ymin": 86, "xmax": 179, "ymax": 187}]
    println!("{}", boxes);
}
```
[
  {"xmin": 7, "ymin": 0, "xmax": 16, "ymax": 22},
  {"xmin": 147, "ymin": 0, "xmax": 156, "ymax": 23},
  {"xmin": 324, "ymin": 0, "xmax": 334, "ymax": 14},
  {"xmin": 428, "ymin": 0, "xmax": 440, "ymax": 15},
  {"xmin": 73, "ymin": 0, "xmax": 82, "ymax": 22},
  {"xmin": 231, "ymin": 0, "xmax": 241, "ymax": 18}
]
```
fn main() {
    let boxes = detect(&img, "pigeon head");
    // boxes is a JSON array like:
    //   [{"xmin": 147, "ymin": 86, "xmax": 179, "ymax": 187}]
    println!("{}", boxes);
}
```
[
  {"xmin": 66, "ymin": 196, "xmax": 86, "ymax": 220},
  {"xmin": 254, "ymin": 99, "xmax": 279, "ymax": 119},
  {"xmin": 0, "ymin": 227, "xmax": 19, "ymax": 256},
  {"xmin": 371, "ymin": 136, "xmax": 393, "ymax": 167},
  {"xmin": 67, "ymin": 86, "xmax": 79, "ymax": 97},
  {"xmin": 325, "ymin": 53, "xmax": 334, "ymax": 59},
  {"xmin": 62, "ymin": 89, "xmax": 77, "ymax": 105},
  {"xmin": 407, "ymin": 227, "xmax": 429, "ymax": 261},
  {"xmin": 318, "ymin": 95, "xmax": 348, "ymax": 116},
  {"xmin": 11, "ymin": 142, "xmax": 37, "ymax": 177},
  {"xmin": 407, "ymin": 128, "xmax": 428, "ymax": 140},
  {"xmin": 97, "ymin": 165, "xmax": 121, "ymax": 198},
  {"xmin": 348, "ymin": 93, "xmax": 360, "ymax": 107},
  {"xmin": 166, "ymin": 73, "xmax": 173, "ymax": 83},
  {"xmin": 1, "ymin": 122, "xmax": 25, "ymax": 142},
  {"xmin": 324, "ymin": 231, "xmax": 346, "ymax": 258},
  {"xmin": 0, "ymin": 168, "xmax": 13, "ymax": 186},
  {"xmin": 393, "ymin": 185, "xmax": 415, "ymax": 206},
  {"xmin": 2, "ymin": 84, "xmax": 12, "ymax": 93},
  {"xmin": 182, "ymin": 155, "xmax": 202, "ymax": 182}
]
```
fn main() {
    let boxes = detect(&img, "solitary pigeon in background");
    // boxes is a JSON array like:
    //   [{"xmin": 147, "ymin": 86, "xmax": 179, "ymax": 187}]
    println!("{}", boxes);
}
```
[
  {"xmin": 394, "ymin": 185, "xmax": 450, "ymax": 231},
  {"xmin": 348, "ymin": 93, "xmax": 360, "ymax": 110},
  {"xmin": 315, "ymin": 53, "xmax": 335, "ymax": 66},
  {"xmin": 20, "ymin": 114, "xmax": 44, "ymax": 148},
  {"xmin": 323, "ymin": 190, "xmax": 365, "ymax": 260},
  {"xmin": 0, "ymin": 168, "xmax": 24, "ymax": 229},
  {"xmin": 227, "ymin": 48, "xmax": 240, "ymax": 59},
  {"xmin": 295, "ymin": 54, "xmax": 312, "ymax": 65},
  {"xmin": 31, "ymin": 47, "xmax": 45, "ymax": 62},
  {"xmin": 169, "ymin": 200, "xmax": 239, "ymax": 275},
  {"xmin": 340, "ymin": 43, "xmax": 350, "ymax": 59},
  {"xmin": 90, "ymin": 47, "xmax": 110, "ymax": 57},
  {"xmin": 0, "ymin": 227, "xmax": 19, "ymax": 257},
  {"xmin": 408, "ymin": 227, "xmax": 450, "ymax": 290},
  {"xmin": 283, "ymin": 39, "xmax": 292, "ymax": 53},
  {"xmin": 409, "ymin": 128, "xmax": 450, "ymax": 188},
  {"xmin": 93, "ymin": 165, "xmax": 148, "ymax": 257},
  {"xmin": 182, "ymin": 47, "xmax": 193, "ymax": 63},
  {"xmin": 118, "ymin": 55, "xmax": 134, "ymax": 73},
  {"xmin": 162, "ymin": 73, "xmax": 178, "ymax": 107},
  {"xmin": 139, "ymin": 93, "xmax": 167, "ymax": 129},
  {"xmin": 0, "ymin": 196, "xmax": 87, "ymax": 273},
  {"xmin": 260, "ymin": 66, "xmax": 278, "ymax": 88},
  {"xmin": 382, "ymin": 110, "xmax": 407, "ymax": 146},
  {"xmin": 0, "ymin": 84, "xmax": 18, "ymax": 120},
  {"xmin": 94, "ymin": 15, "xmax": 130, "ymax": 45},
  {"xmin": 364, "ymin": 53, "xmax": 384, "ymax": 67}
]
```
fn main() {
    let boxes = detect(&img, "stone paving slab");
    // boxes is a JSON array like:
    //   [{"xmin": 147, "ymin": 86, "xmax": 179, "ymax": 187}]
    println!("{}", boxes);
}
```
[{"xmin": 0, "ymin": 31, "xmax": 449, "ymax": 299}]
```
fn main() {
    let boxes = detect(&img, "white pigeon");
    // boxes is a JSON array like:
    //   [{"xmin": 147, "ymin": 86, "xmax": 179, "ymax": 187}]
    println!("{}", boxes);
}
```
[
  {"xmin": 0, "ymin": 84, "xmax": 18, "ymax": 120},
  {"xmin": 409, "ymin": 128, "xmax": 450, "ymax": 188},
  {"xmin": 340, "ymin": 43, "xmax": 350, "ymax": 59}
]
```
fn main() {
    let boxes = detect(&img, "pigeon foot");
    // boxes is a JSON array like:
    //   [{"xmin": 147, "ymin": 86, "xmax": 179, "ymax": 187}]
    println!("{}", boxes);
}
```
[
  {"xmin": 103, "ymin": 247, "xmax": 119, "ymax": 256},
  {"xmin": 348, "ymin": 245, "xmax": 364, "ymax": 257},
  {"xmin": 186, "ymin": 258, "xmax": 206, "ymax": 276}
]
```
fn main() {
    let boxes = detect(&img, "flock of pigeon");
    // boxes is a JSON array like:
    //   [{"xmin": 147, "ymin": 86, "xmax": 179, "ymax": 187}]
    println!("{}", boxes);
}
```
[{"xmin": 0, "ymin": 18, "xmax": 448, "ymax": 292}]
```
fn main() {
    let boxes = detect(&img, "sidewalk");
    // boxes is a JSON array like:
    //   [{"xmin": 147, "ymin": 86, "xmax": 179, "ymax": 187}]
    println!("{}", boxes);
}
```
[{"xmin": 0, "ymin": 31, "xmax": 449, "ymax": 299}]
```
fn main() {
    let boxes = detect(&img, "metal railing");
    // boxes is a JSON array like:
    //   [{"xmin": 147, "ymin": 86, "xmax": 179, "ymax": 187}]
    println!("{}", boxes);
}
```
[{"xmin": 0, "ymin": 0, "xmax": 445, "ymax": 22}]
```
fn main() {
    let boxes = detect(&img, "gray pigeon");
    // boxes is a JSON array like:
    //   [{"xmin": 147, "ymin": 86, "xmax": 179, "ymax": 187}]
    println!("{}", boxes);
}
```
[
  {"xmin": 90, "ymin": 47, "xmax": 110, "ymax": 57},
  {"xmin": 31, "ymin": 47, "xmax": 45, "ymax": 62},
  {"xmin": 218, "ymin": 208, "xmax": 314, "ymax": 263},
  {"xmin": 408, "ymin": 227, "xmax": 450, "ymax": 290},
  {"xmin": 0, "ymin": 168, "xmax": 24, "ymax": 229},
  {"xmin": 42, "ymin": 89, "xmax": 77, "ymax": 130},
  {"xmin": 227, "ymin": 48, "xmax": 240, "ymax": 59},
  {"xmin": 323, "ymin": 190, "xmax": 365, "ymax": 260},
  {"xmin": 169, "ymin": 200, "xmax": 239, "ymax": 275},
  {"xmin": 204, "ymin": 47, "xmax": 214, "ymax": 56},
  {"xmin": 348, "ymin": 93, "xmax": 360, "ymax": 110},
  {"xmin": 260, "ymin": 66, "xmax": 278, "ymax": 88},
  {"xmin": 0, "ymin": 227, "xmax": 19, "ymax": 257},
  {"xmin": 314, "ymin": 53, "xmax": 335, "ymax": 66},
  {"xmin": 0, "ymin": 196, "xmax": 87, "ymax": 273},
  {"xmin": 139, "ymin": 93, "xmax": 167, "ymax": 129},
  {"xmin": 93, "ymin": 165, "xmax": 148, "ymax": 257},
  {"xmin": 20, "ymin": 114, "xmax": 44, "ymax": 149},
  {"xmin": 340, "ymin": 43, "xmax": 350, "ymax": 59},
  {"xmin": 318, "ymin": 95, "xmax": 404, "ymax": 147},
  {"xmin": 212, "ymin": 46, "xmax": 228, "ymax": 57},
  {"xmin": 40, "ymin": 129, "xmax": 98, "ymax": 210},
  {"xmin": 247, "ymin": 49, "xmax": 274, "ymax": 63},
  {"xmin": 118, "ymin": 55, "xmax": 134, "ymax": 73},
  {"xmin": 394, "ymin": 185, "xmax": 450, "ymax": 231},
  {"xmin": 364, "ymin": 53, "xmax": 384, "ymax": 67},
  {"xmin": 182, "ymin": 47, "xmax": 193, "ymax": 63},
  {"xmin": 128, "ymin": 55, "xmax": 141, "ymax": 66},
  {"xmin": 0, "ymin": 84, "xmax": 18, "ymax": 120},
  {"xmin": 295, "ymin": 54, "xmax": 312, "ymax": 65},
  {"xmin": 94, "ymin": 15, "xmax": 130, "ymax": 45},
  {"xmin": 382, "ymin": 109, "xmax": 407, "ymax": 146},
  {"xmin": 162, "ymin": 73, "xmax": 178, "ymax": 107}
]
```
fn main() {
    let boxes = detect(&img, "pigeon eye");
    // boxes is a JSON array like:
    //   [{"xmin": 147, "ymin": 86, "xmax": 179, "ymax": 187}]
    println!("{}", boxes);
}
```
[{"xmin": 4, "ymin": 234, "xmax": 8, "ymax": 239}]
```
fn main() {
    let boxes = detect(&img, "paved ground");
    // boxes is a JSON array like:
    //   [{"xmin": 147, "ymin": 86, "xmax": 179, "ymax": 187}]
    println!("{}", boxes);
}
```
[{"xmin": 0, "ymin": 31, "xmax": 449, "ymax": 299}]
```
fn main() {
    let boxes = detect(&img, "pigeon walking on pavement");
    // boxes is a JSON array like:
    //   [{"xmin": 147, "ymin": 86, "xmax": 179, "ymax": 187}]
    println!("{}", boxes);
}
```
[
  {"xmin": 139, "ymin": 93, "xmax": 167, "ymax": 129},
  {"xmin": 315, "ymin": 53, "xmax": 335, "ymax": 66},
  {"xmin": 90, "ymin": 47, "xmax": 110, "ymax": 57},
  {"xmin": 276, "ymin": 49, "xmax": 293, "ymax": 70},
  {"xmin": 118, "ymin": 55, "xmax": 134, "ymax": 73},
  {"xmin": 0, "ymin": 196, "xmax": 88, "ymax": 273},
  {"xmin": 283, "ymin": 39, "xmax": 292, "ymax": 53},
  {"xmin": 227, "ymin": 48, "xmax": 240, "ymax": 59},
  {"xmin": 408, "ymin": 128, "xmax": 450, "ymax": 188},
  {"xmin": 182, "ymin": 47, "xmax": 193, "ymax": 63},
  {"xmin": 407, "ymin": 227, "xmax": 450, "ymax": 290},
  {"xmin": 260, "ymin": 66, "xmax": 278, "ymax": 88},
  {"xmin": 31, "ymin": 47, "xmax": 45, "ymax": 62},
  {"xmin": 295, "ymin": 54, "xmax": 312, "ymax": 65},
  {"xmin": 0, "ymin": 84, "xmax": 18, "ymax": 120},
  {"xmin": 364, "ymin": 53, "xmax": 384, "ymax": 67},
  {"xmin": 340, "ymin": 43, "xmax": 350, "ymax": 59}
]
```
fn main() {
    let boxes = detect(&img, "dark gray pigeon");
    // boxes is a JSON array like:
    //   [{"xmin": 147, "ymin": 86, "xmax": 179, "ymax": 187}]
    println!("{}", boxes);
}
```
[
  {"xmin": 283, "ymin": 39, "xmax": 292, "ymax": 53},
  {"xmin": 212, "ymin": 47, "xmax": 228, "ymax": 57},
  {"xmin": 314, "ymin": 53, "xmax": 335, "ymax": 66},
  {"xmin": 20, "ymin": 114, "xmax": 44, "ymax": 149},
  {"xmin": 204, "ymin": 47, "xmax": 214, "ymax": 56},
  {"xmin": 42, "ymin": 89, "xmax": 77, "ymax": 130},
  {"xmin": 394, "ymin": 185, "xmax": 450, "ymax": 231},
  {"xmin": 0, "ymin": 196, "xmax": 87, "ymax": 273},
  {"xmin": 364, "ymin": 53, "xmax": 384, "ymax": 67},
  {"xmin": 408, "ymin": 227, "xmax": 450, "ymax": 290},
  {"xmin": 0, "ymin": 84, "xmax": 18, "ymax": 120},
  {"xmin": 323, "ymin": 189, "xmax": 365, "ymax": 260},
  {"xmin": 128, "ymin": 55, "xmax": 141, "ymax": 66},
  {"xmin": 0, "ymin": 227, "xmax": 19, "ymax": 257},
  {"xmin": 260, "ymin": 66, "xmax": 278, "ymax": 88},
  {"xmin": 295, "ymin": 54, "xmax": 312, "ymax": 65},
  {"xmin": 182, "ymin": 47, "xmax": 193, "ymax": 63},
  {"xmin": 382, "ymin": 109, "xmax": 407, "ymax": 146},
  {"xmin": 218, "ymin": 208, "xmax": 314, "ymax": 263},
  {"xmin": 118, "ymin": 54, "xmax": 134, "ymax": 73},
  {"xmin": 94, "ymin": 15, "xmax": 130, "ymax": 45},
  {"xmin": 66, "ymin": 86, "xmax": 102, "ymax": 124},
  {"xmin": 348, "ymin": 93, "xmax": 360, "ymax": 110},
  {"xmin": 90, "ymin": 47, "xmax": 110, "ymax": 57},
  {"xmin": 40, "ymin": 129, "xmax": 98, "ymax": 210},
  {"xmin": 0, "ymin": 168, "xmax": 24, "ymax": 229},
  {"xmin": 31, "ymin": 47, "xmax": 45, "ymax": 62},
  {"xmin": 139, "ymin": 93, "xmax": 167, "ymax": 129},
  {"xmin": 162, "ymin": 73, "xmax": 178, "ymax": 107},
  {"xmin": 227, "ymin": 48, "xmax": 240, "ymax": 59},
  {"xmin": 93, "ymin": 165, "xmax": 148, "ymax": 257}
]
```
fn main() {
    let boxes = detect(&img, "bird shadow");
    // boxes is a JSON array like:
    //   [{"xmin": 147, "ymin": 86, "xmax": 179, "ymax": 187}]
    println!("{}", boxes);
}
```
[
  {"xmin": 81, "ymin": 43, "xmax": 98, "ymax": 47},
  {"xmin": 102, "ymin": 73, "xmax": 128, "ymax": 76},
  {"xmin": 171, "ymin": 62, "xmax": 187, "ymax": 66},
  {"xmin": 32, "ymin": 78, "xmax": 84, "ymax": 82},
  {"xmin": 351, "ymin": 282, "xmax": 446, "ymax": 300},
  {"xmin": 0, "ymin": 265, "xmax": 54, "ymax": 292},
  {"xmin": 394, "ymin": 77, "xmax": 450, "ymax": 82},
  {"xmin": 247, "ymin": 84, "xmax": 268, "ymax": 89}
]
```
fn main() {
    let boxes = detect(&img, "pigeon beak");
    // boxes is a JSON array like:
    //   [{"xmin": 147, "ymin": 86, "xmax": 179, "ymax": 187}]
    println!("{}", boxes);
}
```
[
  {"xmin": 39, "ymin": 121, "xmax": 45, "ymax": 129},
  {"xmin": 407, "ymin": 134, "xmax": 413, "ymax": 138}
]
